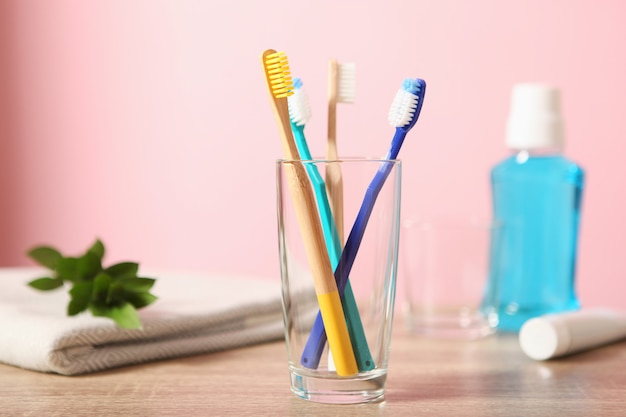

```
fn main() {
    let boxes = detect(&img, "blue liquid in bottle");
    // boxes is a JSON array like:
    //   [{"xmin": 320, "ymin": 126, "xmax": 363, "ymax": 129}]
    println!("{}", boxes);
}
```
[{"xmin": 490, "ymin": 151, "xmax": 584, "ymax": 332}]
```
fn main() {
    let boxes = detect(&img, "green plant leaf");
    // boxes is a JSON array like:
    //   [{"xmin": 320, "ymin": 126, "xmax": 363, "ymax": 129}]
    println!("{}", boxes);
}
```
[
  {"xmin": 56, "ymin": 257, "xmax": 80, "ymax": 282},
  {"xmin": 106, "ymin": 281, "xmax": 124, "ymax": 304},
  {"xmin": 68, "ymin": 281, "xmax": 93, "ymax": 315},
  {"xmin": 88, "ymin": 239, "xmax": 105, "ymax": 260},
  {"xmin": 77, "ymin": 251, "xmax": 102, "ymax": 280},
  {"xmin": 92, "ymin": 272, "xmax": 112, "ymax": 302},
  {"xmin": 27, "ymin": 246, "xmax": 62, "ymax": 270},
  {"xmin": 27, "ymin": 277, "xmax": 64, "ymax": 291},
  {"xmin": 120, "ymin": 277, "xmax": 156, "ymax": 293},
  {"xmin": 105, "ymin": 262, "xmax": 139, "ymax": 278},
  {"xmin": 91, "ymin": 302, "xmax": 142, "ymax": 329},
  {"xmin": 126, "ymin": 292, "xmax": 158, "ymax": 309}
]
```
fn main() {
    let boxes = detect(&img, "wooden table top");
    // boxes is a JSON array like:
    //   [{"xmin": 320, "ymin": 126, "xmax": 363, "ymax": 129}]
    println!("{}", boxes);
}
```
[{"xmin": 1, "ymin": 329, "xmax": 625, "ymax": 416}]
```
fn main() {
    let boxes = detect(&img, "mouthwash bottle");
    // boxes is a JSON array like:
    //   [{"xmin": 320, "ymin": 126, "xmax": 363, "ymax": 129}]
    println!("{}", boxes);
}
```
[{"xmin": 489, "ymin": 84, "xmax": 584, "ymax": 332}]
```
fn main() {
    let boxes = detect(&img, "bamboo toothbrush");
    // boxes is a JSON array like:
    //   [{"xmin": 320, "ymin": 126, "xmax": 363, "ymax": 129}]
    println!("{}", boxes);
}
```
[
  {"xmin": 325, "ymin": 60, "xmax": 355, "ymax": 244},
  {"xmin": 261, "ymin": 49, "xmax": 357, "ymax": 376},
  {"xmin": 288, "ymin": 78, "xmax": 374, "ymax": 371}
]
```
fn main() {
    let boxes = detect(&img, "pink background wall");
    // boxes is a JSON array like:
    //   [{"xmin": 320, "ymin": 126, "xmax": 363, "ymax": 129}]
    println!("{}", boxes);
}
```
[{"xmin": 1, "ymin": 1, "xmax": 625, "ymax": 309}]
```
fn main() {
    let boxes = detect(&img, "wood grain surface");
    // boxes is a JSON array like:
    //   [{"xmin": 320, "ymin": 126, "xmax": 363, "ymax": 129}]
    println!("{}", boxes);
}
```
[{"xmin": 1, "ymin": 330, "xmax": 625, "ymax": 416}]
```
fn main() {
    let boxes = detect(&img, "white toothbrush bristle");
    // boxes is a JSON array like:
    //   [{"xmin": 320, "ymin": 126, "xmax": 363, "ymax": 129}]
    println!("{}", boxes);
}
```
[
  {"xmin": 388, "ymin": 89, "xmax": 419, "ymax": 127},
  {"xmin": 288, "ymin": 86, "xmax": 312, "ymax": 126},
  {"xmin": 337, "ymin": 63, "xmax": 356, "ymax": 103}
]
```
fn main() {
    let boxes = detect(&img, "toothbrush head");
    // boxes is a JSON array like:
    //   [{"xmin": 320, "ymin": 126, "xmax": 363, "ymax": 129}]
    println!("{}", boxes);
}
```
[
  {"xmin": 262, "ymin": 50, "xmax": 295, "ymax": 99},
  {"xmin": 262, "ymin": 49, "xmax": 300, "ymax": 160},
  {"xmin": 288, "ymin": 77, "xmax": 312, "ymax": 126},
  {"xmin": 337, "ymin": 63, "xmax": 356, "ymax": 104},
  {"xmin": 387, "ymin": 78, "xmax": 426, "ymax": 132}
]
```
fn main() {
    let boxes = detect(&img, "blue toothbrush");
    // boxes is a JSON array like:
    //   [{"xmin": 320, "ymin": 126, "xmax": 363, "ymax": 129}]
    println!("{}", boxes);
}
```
[
  {"xmin": 336, "ymin": 78, "xmax": 425, "ymax": 289},
  {"xmin": 288, "ymin": 78, "xmax": 374, "ymax": 371},
  {"xmin": 302, "ymin": 78, "xmax": 426, "ymax": 370}
]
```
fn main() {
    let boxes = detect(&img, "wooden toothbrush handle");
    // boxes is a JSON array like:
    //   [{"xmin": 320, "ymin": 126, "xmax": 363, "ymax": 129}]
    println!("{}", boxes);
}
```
[
  {"xmin": 326, "ymin": 59, "xmax": 345, "ymax": 243},
  {"xmin": 283, "ymin": 161, "xmax": 358, "ymax": 376}
]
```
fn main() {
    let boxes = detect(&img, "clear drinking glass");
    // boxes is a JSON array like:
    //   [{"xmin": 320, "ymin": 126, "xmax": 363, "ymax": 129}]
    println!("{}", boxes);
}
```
[
  {"xmin": 403, "ymin": 218, "xmax": 503, "ymax": 339},
  {"xmin": 276, "ymin": 158, "xmax": 401, "ymax": 404}
]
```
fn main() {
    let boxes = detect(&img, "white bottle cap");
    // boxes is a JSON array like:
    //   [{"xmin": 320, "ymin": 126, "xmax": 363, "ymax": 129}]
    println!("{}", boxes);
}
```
[{"xmin": 506, "ymin": 83, "xmax": 565, "ymax": 150}]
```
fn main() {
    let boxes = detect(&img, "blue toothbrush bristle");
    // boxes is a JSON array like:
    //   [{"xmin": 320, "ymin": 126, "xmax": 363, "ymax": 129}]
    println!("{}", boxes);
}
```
[
  {"xmin": 288, "ymin": 77, "xmax": 312, "ymax": 126},
  {"xmin": 402, "ymin": 78, "xmax": 421, "ymax": 94}
]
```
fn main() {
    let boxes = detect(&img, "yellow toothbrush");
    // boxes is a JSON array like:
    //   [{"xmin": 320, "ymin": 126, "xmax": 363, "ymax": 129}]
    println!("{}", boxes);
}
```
[{"xmin": 261, "ymin": 49, "xmax": 358, "ymax": 376}]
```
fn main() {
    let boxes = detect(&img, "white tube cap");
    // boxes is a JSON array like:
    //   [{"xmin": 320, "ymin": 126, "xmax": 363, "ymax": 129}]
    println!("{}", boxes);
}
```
[
  {"xmin": 506, "ymin": 83, "xmax": 565, "ymax": 150},
  {"xmin": 518, "ymin": 316, "xmax": 571, "ymax": 360},
  {"xmin": 519, "ymin": 309, "xmax": 626, "ymax": 361}
]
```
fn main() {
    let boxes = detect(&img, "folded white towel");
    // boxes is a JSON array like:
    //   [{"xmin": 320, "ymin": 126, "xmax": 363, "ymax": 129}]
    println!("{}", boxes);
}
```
[{"xmin": 0, "ymin": 267, "xmax": 285, "ymax": 375}]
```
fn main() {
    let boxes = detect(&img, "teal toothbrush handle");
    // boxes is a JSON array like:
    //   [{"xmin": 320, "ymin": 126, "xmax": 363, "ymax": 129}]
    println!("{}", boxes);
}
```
[{"xmin": 291, "ymin": 124, "xmax": 374, "ymax": 371}]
